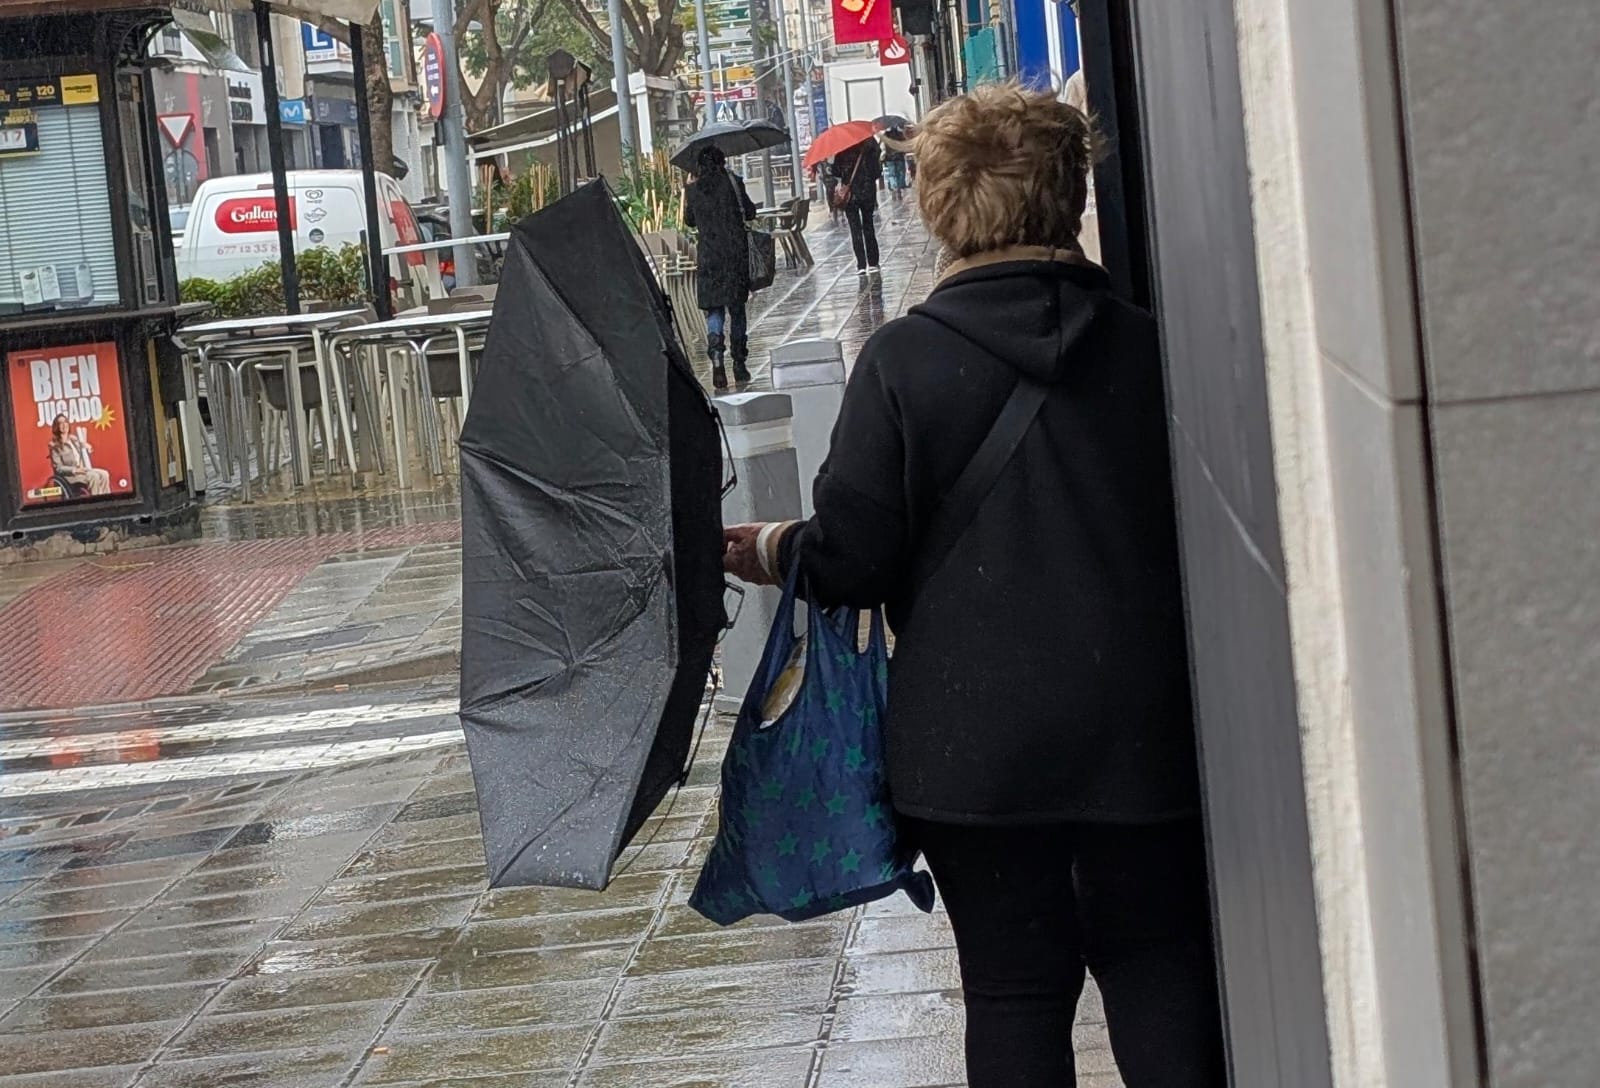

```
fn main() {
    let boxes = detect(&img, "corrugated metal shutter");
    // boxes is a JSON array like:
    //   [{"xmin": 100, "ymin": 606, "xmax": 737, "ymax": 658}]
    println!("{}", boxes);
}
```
[{"xmin": 0, "ymin": 105, "xmax": 121, "ymax": 311}]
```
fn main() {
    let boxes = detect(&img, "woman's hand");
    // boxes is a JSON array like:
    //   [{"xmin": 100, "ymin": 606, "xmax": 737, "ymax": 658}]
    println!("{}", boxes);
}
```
[{"xmin": 723, "ymin": 523, "xmax": 777, "ymax": 587}]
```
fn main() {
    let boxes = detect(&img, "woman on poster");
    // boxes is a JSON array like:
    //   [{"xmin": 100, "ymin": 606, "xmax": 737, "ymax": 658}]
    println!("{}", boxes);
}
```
[{"xmin": 48, "ymin": 414, "xmax": 111, "ymax": 496}]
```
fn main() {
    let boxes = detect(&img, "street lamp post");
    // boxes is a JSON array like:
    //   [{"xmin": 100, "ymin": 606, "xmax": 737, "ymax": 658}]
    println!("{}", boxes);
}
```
[
  {"xmin": 694, "ymin": 0, "xmax": 714, "ymax": 123},
  {"xmin": 431, "ymin": 0, "xmax": 477, "ymax": 287},
  {"xmin": 606, "ymin": 0, "xmax": 636, "ymax": 155},
  {"xmin": 773, "ymin": 0, "xmax": 802, "ymax": 200}
]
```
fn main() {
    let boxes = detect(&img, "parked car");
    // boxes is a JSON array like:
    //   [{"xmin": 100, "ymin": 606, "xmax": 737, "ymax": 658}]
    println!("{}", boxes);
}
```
[
  {"xmin": 168, "ymin": 203, "xmax": 190, "ymax": 253},
  {"xmin": 413, "ymin": 205, "xmax": 503, "ymax": 289},
  {"xmin": 175, "ymin": 169, "xmax": 424, "ymax": 286}
]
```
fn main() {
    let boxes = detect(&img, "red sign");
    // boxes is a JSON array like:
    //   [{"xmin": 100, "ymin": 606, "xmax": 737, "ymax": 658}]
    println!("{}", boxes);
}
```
[
  {"xmin": 833, "ymin": 0, "xmax": 893, "ymax": 46},
  {"xmin": 214, "ymin": 196, "xmax": 297, "ymax": 234},
  {"xmin": 690, "ymin": 86, "xmax": 759, "ymax": 104},
  {"xmin": 422, "ymin": 33, "xmax": 446, "ymax": 120},
  {"xmin": 879, "ymin": 34, "xmax": 911, "ymax": 65},
  {"xmin": 8, "ymin": 342, "xmax": 134, "ymax": 507},
  {"xmin": 390, "ymin": 200, "xmax": 425, "ymax": 267}
]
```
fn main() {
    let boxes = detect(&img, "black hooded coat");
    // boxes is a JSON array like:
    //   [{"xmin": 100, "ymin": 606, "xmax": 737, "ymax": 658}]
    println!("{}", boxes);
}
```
[
  {"xmin": 778, "ymin": 257, "xmax": 1202, "ymax": 825},
  {"xmin": 683, "ymin": 165, "xmax": 758, "ymax": 310}
]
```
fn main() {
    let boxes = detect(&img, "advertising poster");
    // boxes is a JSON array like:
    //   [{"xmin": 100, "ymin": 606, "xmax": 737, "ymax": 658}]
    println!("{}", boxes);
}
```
[{"xmin": 7, "ymin": 342, "xmax": 135, "ymax": 507}]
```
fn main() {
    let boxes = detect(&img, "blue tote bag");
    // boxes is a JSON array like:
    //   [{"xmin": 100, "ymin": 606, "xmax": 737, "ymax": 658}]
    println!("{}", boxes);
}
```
[{"xmin": 691, "ymin": 567, "xmax": 935, "ymax": 924}]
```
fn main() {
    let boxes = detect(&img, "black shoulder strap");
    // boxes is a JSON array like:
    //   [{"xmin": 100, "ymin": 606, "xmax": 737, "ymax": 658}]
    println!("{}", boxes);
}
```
[{"xmin": 913, "ymin": 375, "xmax": 1048, "ymax": 585}]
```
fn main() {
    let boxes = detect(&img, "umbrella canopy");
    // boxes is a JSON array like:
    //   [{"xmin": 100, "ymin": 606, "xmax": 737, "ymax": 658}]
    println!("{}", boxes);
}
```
[
  {"xmin": 459, "ymin": 180, "xmax": 725, "ymax": 891},
  {"xmin": 873, "ymin": 114, "xmax": 910, "ymax": 131},
  {"xmin": 671, "ymin": 119, "xmax": 790, "ymax": 172},
  {"xmin": 803, "ymin": 120, "xmax": 877, "ymax": 169}
]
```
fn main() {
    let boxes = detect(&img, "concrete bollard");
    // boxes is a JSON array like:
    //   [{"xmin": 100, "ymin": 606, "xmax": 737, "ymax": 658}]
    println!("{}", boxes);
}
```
[
  {"xmin": 770, "ymin": 338, "xmax": 846, "ymax": 518},
  {"xmin": 715, "ymin": 391, "xmax": 804, "ymax": 715}
]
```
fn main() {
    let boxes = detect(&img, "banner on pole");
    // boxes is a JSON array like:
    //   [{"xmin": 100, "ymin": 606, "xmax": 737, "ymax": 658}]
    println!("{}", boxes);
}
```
[{"xmin": 832, "ymin": 0, "xmax": 893, "ymax": 45}]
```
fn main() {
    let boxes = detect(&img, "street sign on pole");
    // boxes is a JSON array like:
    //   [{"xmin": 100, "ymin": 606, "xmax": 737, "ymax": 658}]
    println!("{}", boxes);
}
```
[
  {"xmin": 422, "ymin": 33, "xmax": 446, "ymax": 119},
  {"xmin": 157, "ymin": 113, "xmax": 193, "ymax": 147}
]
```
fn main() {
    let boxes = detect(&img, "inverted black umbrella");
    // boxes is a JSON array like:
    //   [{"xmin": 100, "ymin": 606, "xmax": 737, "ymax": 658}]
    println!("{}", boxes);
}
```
[
  {"xmin": 671, "ymin": 118, "xmax": 790, "ymax": 172},
  {"xmin": 459, "ymin": 180, "xmax": 725, "ymax": 890}
]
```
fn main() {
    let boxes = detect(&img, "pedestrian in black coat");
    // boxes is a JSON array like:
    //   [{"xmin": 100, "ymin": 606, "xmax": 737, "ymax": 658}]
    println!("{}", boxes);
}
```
[
  {"xmin": 683, "ymin": 145, "xmax": 758, "ymax": 388},
  {"xmin": 722, "ymin": 84, "xmax": 1225, "ymax": 1088},
  {"xmin": 828, "ymin": 138, "xmax": 882, "ymax": 273}
]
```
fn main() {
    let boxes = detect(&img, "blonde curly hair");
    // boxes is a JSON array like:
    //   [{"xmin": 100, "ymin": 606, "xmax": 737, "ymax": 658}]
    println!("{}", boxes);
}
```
[{"xmin": 915, "ymin": 82, "xmax": 1100, "ymax": 259}]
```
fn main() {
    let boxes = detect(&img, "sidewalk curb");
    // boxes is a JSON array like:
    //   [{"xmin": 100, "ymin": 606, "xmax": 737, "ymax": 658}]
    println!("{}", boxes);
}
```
[{"xmin": 222, "ymin": 647, "xmax": 462, "ymax": 699}]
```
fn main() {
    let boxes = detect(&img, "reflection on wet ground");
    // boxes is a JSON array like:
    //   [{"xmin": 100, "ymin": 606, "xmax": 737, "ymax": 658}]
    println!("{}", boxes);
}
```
[
  {"xmin": 0, "ymin": 702, "xmax": 1123, "ymax": 1087},
  {"xmin": 0, "ymin": 208, "xmax": 932, "ymax": 718}
]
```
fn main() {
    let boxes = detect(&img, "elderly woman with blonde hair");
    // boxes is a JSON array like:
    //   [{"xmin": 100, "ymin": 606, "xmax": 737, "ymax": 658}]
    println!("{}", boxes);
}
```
[{"xmin": 722, "ymin": 83, "xmax": 1223, "ymax": 1087}]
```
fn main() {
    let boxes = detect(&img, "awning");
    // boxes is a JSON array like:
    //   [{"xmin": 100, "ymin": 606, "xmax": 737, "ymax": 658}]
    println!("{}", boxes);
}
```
[
  {"xmin": 467, "ymin": 89, "xmax": 620, "ymax": 157},
  {"xmin": 168, "ymin": 6, "xmax": 253, "ymax": 72},
  {"xmin": 178, "ymin": 0, "xmax": 379, "ymax": 21}
]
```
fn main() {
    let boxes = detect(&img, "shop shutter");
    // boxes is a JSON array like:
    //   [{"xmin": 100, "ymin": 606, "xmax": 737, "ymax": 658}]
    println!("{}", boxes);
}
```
[{"xmin": 0, "ymin": 105, "xmax": 121, "ymax": 312}]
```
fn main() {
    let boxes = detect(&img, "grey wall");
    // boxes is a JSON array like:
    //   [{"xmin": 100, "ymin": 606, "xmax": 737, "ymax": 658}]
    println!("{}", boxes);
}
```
[
  {"xmin": 1126, "ymin": 1, "xmax": 1333, "ymax": 1082},
  {"xmin": 1394, "ymin": 1, "xmax": 1600, "ymax": 1083},
  {"xmin": 1274, "ymin": 0, "xmax": 1483, "ymax": 1082}
]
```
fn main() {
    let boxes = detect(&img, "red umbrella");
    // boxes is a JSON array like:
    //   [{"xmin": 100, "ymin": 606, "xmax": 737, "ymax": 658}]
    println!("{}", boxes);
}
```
[{"xmin": 804, "ymin": 120, "xmax": 878, "ymax": 169}]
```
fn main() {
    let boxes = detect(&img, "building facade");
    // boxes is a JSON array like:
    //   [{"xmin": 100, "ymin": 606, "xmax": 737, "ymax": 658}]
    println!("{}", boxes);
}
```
[
  {"xmin": 1077, "ymin": 0, "xmax": 1600, "ymax": 1084},
  {"xmin": 150, "ymin": 4, "xmax": 423, "ymax": 211}
]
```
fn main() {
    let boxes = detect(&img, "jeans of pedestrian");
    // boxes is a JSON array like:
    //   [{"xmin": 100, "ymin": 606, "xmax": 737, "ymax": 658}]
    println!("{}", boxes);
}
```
[
  {"xmin": 885, "ymin": 159, "xmax": 908, "ymax": 191},
  {"xmin": 704, "ymin": 300, "xmax": 748, "ymax": 362},
  {"xmin": 844, "ymin": 203, "xmax": 880, "ymax": 270},
  {"xmin": 910, "ymin": 817, "xmax": 1226, "ymax": 1088}
]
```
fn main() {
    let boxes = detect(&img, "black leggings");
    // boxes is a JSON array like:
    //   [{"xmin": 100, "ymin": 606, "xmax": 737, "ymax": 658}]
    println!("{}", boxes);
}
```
[
  {"xmin": 844, "ymin": 202, "xmax": 880, "ymax": 269},
  {"xmin": 911, "ymin": 818, "xmax": 1226, "ymax": 1088}
]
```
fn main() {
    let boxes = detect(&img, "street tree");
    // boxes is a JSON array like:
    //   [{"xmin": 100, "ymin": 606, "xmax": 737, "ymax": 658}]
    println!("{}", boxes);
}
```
[
  {"xmin": 458, "ymin": 0, "xmax": 613, "ymax": 130},
  {"xmin": 555, "ymin": 0, "xmax": 688, "ymax": 79}
]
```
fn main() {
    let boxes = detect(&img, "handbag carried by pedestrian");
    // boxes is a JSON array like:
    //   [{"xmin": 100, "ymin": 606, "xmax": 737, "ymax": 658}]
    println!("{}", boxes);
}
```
[
  {"xmin": 829, "ymin": 154, "xmax": 862, "ymax": 211},
  {"xmin": 728, "ymin": 174, "xmax": 777, "ymax": 292},
  {"xmin": 690, "ymin": 563, "xmax": 935, "ymax": 924}
]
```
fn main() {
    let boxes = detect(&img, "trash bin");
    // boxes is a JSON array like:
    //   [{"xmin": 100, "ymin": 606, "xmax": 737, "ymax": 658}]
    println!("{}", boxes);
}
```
[
  {"xmin": 715, "ymin": 391, "xmax": 804, "ymax": 714},
  {"xmin": 770, "ymin": 338, "xmax": 846, "ymax": 518}
]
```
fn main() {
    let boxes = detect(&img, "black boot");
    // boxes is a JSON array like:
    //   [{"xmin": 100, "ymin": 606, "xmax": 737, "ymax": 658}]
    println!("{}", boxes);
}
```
[
  {"xmin": 732, "ymin": 356, "xmax": 751, "ymax": 384},
  {"xmin": 711, "ymin": 351, "xmax": 729, "ymax": 391}
]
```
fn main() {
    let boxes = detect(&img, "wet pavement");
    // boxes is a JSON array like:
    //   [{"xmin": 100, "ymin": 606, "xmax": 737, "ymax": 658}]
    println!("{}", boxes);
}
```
[
  {"xmin": 0, "ymin": 691, "xmax": 1123, "ymax": 1087},
  {"xmin": 0, "ymin": 203, "xmax": 1128, "ymax": 1082},
  {"xmin": 0, "ymin": 207, "xmax": 933, "ymax": 715}
]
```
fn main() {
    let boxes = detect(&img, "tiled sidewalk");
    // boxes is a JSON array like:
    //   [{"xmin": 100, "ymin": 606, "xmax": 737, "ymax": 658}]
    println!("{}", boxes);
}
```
[{"xmin": 0, "ymin": 701, "xmax": 1124, "ymax": 1088}]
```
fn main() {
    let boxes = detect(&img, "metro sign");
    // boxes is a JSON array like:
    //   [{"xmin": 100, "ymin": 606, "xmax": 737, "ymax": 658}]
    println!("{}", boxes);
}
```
[{"xmin": 214, "ymin": 196, "xmax": 298, "ymax": 233}]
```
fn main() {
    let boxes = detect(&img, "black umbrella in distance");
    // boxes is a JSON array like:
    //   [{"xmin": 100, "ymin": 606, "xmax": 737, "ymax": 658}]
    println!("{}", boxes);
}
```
[
  {"xmin": 671, "ymin": 118, "xmax": 790, "ymax": 172},
  {"xmin": 458, "ymin": 179, "xmax": 725, "ymax": 890}
]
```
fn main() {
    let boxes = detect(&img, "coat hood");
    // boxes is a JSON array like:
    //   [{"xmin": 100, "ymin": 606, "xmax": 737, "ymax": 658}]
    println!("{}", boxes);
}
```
[{"xmin": 911, "ymin": 255, "xmax": 1110, "ymax": 385}]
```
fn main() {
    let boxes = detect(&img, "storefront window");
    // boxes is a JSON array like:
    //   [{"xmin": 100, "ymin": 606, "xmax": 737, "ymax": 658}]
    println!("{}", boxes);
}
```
[{"xmin": 0, "ymin": 74, "xmax": 121, "ymax": 316}]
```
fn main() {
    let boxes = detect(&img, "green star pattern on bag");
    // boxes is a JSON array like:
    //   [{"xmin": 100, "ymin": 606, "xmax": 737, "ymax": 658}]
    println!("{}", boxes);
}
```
[{"xmin": 688, "ymin": 591, "xmax": 936, "ymax": 927}]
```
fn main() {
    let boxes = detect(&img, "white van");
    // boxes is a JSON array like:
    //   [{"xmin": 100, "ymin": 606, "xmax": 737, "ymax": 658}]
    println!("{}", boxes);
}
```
[{"xmin": 175, "ymin": 169, "xmax": 423, "ymax": 284}]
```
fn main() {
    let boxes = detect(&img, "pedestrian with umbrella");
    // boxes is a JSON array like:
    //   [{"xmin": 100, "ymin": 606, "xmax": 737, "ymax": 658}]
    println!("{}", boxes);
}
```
[
  {"xmin": 682, "ymin": 145, "xmax": 760, "ymax": 389},
  {"xmin": 880, "ymin": 127, "xmax": 912, "ymax": 201},
  {"xmin": 674, "ymin": 121, "xmax": 785, "ymax": 390},
  {"xmin": 806, "ymin": 120, "xmax": 883, "ymax": 275}
]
